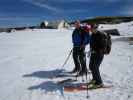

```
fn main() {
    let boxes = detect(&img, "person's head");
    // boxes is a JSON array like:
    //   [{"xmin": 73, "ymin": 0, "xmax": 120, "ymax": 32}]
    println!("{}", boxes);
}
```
[
  {"xmin": 74, "ymin": 20, "xmax": 81, "ymax": 29},
  {"xmin": 91, "ymin": 24, "xmax": 98, "ymax": 33},
  {"xmin": 83, "ymin": 24, "xmax": 91, "ymax": 33}
]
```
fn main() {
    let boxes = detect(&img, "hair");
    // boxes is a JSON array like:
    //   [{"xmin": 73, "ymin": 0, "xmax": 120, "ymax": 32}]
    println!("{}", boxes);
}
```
[
  {"xmin": 75, "ymin": 20, "xmax": 80, "ymax": 24},
  {"xmin": 91, "ymin": 24, "xmax": 98, "ymax": 29}
]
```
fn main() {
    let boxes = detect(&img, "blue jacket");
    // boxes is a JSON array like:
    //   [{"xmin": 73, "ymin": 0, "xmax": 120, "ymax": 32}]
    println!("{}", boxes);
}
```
[{"xmin": 72, "ymin": 27, "xmax": 90, "ymax": 47}]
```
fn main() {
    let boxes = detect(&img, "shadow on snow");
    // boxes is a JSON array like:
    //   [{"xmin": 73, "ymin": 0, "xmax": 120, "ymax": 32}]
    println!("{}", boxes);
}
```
[
  {"xmin": 28, "ymin": 81, "xmax": 64, "ymax": 96},
  {"xmin": 23, "ymin": 68, "xmax": 70, "ymax": 79},
  {"xmin": 22, "ymin": 68, "xmax": 74, "ymax": 96},
  {"xmin": 27, "ymin": 80, "xmax": 84, "ymax": 96}
]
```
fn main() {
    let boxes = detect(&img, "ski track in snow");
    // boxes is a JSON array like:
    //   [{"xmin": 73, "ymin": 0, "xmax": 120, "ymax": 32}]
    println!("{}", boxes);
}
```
[{"xmin": 0, "ymin": 24, "xmax": 133, "ymax": 100}]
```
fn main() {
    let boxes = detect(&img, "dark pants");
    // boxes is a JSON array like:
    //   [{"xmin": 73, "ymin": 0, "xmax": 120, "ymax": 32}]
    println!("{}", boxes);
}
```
[
  {"xmin": 89, "ymin": 52, "xmax": 104, "ymax": 85},
  {"xmin": 73, "ymin": 47, "xmax": 87, "ymax": 73}
]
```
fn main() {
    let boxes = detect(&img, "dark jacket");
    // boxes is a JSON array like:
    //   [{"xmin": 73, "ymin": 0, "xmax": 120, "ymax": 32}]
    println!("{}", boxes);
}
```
[
  {"xmin": 90, "ymin": 30, "xmax": 106, "ymax": 53},
  {"xmin": 72, "ymin": 27, "xmax": 90, "ymax": 47}
]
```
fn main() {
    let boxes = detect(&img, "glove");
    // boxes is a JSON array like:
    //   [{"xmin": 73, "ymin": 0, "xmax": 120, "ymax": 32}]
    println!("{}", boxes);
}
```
[
  {"xmin": 80, "ymin": 45, "xmax": 85, "ymax": 48},
  {"xmin": 87, "ymin": 51, "xmax": 91, "ymax": 57}
]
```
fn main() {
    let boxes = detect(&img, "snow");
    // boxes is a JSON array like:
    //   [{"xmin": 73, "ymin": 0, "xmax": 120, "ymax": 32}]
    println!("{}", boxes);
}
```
[
  {"xmin": 99, "ymin": 21, "xmax": 133, "ymax": 35},
  {"xmin": 0, "ymin": 22, "xmax": 133, "ymax": 100}
]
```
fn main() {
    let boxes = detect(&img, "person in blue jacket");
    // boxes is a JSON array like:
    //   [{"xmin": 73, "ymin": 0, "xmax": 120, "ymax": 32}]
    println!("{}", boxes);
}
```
[{"xmin": 70, "ymin": 21, "xmax": 91, "ymax": 76}]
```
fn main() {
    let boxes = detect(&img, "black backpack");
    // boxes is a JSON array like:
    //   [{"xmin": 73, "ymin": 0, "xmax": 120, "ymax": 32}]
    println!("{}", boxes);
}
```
[{"xmin": 99, "ymin": 31, "xmax": 112, "ymax": 55}]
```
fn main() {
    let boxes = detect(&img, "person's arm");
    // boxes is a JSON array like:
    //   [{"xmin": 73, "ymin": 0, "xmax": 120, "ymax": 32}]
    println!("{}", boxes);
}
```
[
  {"xmin": 72, "ymin": 29, "xmax": 76, "ymax": 44},
  {"xmin": 96, "ymin": 33, "xmax": 106, "ymax": 53},
  {"xmin": 80, "ymin": 29, "xmax": 85, "ymax": 48}
]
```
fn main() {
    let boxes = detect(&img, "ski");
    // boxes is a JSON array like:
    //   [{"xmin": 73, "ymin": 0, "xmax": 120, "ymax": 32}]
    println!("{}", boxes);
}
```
[{"xmin": 64, "ymin": 83, "xmax": 113, "ymax": 92}]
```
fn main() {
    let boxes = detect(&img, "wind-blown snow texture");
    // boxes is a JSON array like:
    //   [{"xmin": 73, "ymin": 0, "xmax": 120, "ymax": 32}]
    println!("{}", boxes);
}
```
[{"xmin": 0, "ymin": 22, "xmax": 133, "ymax": 100}]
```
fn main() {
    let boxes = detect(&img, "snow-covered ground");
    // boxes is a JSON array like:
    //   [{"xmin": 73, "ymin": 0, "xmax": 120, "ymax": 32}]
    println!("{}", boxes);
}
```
[
  {"xmin": 99, "ymin": 21, "xmax": 133, "ymax": 36},
  {"xmin": 0, "ymin": 22, "xmax": 133, "ymax": 100}
]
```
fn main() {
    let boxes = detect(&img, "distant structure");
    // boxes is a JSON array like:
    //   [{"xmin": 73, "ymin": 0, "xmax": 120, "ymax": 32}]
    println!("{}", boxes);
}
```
[
  {"xmin": 0, "ymin": 25, "xmax": 40, "ymax": 33},
  {"xmin": 0, "ymin": 28, "xmax": 12, "ymax": 33},
  {"xmin": 103, "ymin": 29, "xmax": 120, "ymax": 36},
  {"xmin": 40, "ymin": 20, "xmax": 70, "ymax": 29},
  {"xmin": 40, "ymin": 20, "xmax": 48, "ymax": 28}
]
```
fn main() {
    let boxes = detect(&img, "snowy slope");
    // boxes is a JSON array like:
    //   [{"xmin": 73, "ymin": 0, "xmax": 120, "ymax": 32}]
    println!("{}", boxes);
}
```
[
  {"xmin": 0, "ymin": 22, "xmax": 133, "ymax": 100},
  {"xmin": 99, "ymin": 21, "xmax": 133, "ymax": 36}
]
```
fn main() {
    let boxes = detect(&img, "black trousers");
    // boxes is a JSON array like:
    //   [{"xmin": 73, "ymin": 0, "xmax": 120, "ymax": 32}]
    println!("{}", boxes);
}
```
[
  {"xmin": 72, "ymin": 47, "xmax": 87, "ymax": 73},
  {"xmin": 89, "ymin": 52, "xmax": 104, "ymax": 85}
]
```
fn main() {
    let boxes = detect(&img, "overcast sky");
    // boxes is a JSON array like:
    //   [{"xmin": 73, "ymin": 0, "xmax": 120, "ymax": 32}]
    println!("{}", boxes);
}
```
[{"xmin": 0, "ymin": 0, "xmax": 133, "ymax": 27}]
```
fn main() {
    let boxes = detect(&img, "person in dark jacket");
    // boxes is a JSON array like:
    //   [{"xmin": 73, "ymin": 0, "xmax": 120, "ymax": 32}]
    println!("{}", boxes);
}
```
[
  {"xmin": 70, "ymin": 21, "xmax": 90, "ymax": 76},
  {"xmin": 88, "ymin": 24, "xmax": 105, "ymax": 87}
]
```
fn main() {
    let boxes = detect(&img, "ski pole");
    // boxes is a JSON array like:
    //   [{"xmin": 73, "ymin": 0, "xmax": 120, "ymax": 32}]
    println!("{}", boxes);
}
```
[
  {"xmin": 85, "ymin": 58, "xmax": 89, "ymax": 98},
  {"xmin": 86, "ymin": 69, "xmax": 90, "ymax": 98},
  {"xmin": 86, "ymin": 50, "xmax": 91, "ymax": 98},
  {"xmin": 61, "ymin": 49, "xmax": 73, "ymax": 69}
]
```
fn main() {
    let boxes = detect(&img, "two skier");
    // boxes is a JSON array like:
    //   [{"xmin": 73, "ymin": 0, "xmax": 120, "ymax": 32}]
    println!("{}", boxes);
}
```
[{"xmin": 71, "ymin": 21, "xmax": 111, "ymax": 88}]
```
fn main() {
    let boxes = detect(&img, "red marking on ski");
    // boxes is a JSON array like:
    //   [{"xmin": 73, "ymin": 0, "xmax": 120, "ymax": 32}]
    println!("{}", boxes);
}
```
[{"xmin": 64, "ymin": 84, "xmax": 113, "ymax": 92}]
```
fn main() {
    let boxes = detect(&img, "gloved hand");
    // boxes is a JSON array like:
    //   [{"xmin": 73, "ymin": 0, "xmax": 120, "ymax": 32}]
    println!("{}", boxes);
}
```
[
  {"xmin": 80, "ymin": 45, "xmax": 85, "ymax": 49},
  {"xmin": 87, "ymin": 51, "xmax": 91, "ymax": 57}
]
